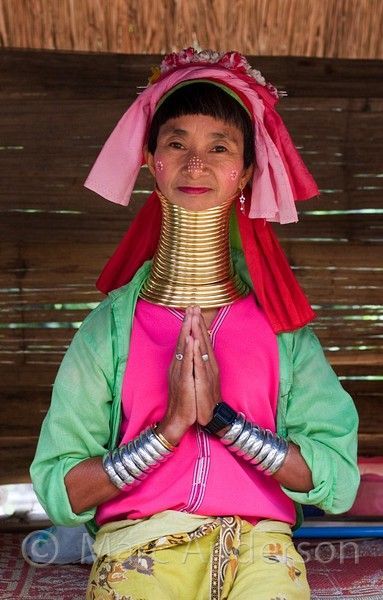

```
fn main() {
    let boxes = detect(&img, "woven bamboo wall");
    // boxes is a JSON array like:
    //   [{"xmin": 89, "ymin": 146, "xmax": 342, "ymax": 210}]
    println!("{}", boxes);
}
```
[
  {"xmin": 1, "ymin": 49, "xmax": 382, "ymax": 483},
  {"xmin": 0, "ymin": 0, "xmax": 383, "ymax": 58}
]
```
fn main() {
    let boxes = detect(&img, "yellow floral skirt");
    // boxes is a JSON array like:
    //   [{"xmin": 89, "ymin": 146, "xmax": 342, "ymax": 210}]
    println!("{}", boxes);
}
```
[{"xmin": 86, "ymin": 517, "xmax": 310, "ymax": 600}]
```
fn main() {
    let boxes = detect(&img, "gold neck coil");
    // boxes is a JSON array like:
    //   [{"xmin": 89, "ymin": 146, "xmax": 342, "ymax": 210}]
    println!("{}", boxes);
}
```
[{"xmin": 139, "ymin": 190, "xmax": 249, "ymax": 308}]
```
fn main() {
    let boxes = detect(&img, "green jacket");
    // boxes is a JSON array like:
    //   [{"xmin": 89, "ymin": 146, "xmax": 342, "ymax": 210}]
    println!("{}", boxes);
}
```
[{"xmin": 30, "ymin": 250, "xmax": 360, "ymax": 535}]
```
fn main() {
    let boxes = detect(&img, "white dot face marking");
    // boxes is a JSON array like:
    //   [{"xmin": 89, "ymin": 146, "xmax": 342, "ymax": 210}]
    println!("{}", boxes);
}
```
[
  {"xmin": 156, "ymin": 160, "xmax": 164, "ymax": 172},
  {"xmin": 187, "ymin": 156, "xmax": 205, "ymax": 175}
]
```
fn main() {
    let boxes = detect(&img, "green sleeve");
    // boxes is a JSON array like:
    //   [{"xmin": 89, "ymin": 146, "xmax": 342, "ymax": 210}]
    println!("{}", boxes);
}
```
[
  {"xmin": 30, "ymin": 298, "xmax": 115, "ymax": 527},
  {"xmin": 280, "ymin": 327, "xmax": 360, "ymax": 514}
]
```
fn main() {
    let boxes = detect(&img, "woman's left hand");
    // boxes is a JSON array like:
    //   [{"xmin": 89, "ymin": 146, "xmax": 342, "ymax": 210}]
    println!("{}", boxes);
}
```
[{"xmin": 190, "ymin": 306, "xmax": 222, "ymax": 426}]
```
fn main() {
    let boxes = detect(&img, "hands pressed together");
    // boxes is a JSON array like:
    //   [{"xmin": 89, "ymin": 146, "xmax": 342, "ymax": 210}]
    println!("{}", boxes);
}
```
[
  {"xmin": 156, "ymin": 306, "xmax": 313, "ymax": 491},
  {"xmin": 157, "ymin": 305, "xmax": 222, "ymax": 446}
]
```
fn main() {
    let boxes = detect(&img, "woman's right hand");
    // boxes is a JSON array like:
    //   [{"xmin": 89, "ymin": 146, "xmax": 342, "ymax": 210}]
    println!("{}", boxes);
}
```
[{"xmin": 156, "ymin": 307, "xmax": 197, "ymax": 446}]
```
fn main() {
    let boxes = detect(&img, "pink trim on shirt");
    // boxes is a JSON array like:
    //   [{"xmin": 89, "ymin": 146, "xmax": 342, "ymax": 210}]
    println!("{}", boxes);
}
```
[
  {"xmin": 182, "ymin": 424, "xmax": 211, "ymax": 513},
  {"xmin": 96, "ymin": 294, "xmax": 296, "ymax": 526}
]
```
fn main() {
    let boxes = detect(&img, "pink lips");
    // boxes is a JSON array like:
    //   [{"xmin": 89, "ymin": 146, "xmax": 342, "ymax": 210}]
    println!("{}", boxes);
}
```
[{"xmin": 178, "ymin": 186, "xmax": 211, "ymax": 194}]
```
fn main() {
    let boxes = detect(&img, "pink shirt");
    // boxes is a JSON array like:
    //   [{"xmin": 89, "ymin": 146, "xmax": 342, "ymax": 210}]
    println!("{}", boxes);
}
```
[{"xmin": 96, "ymin": 293, "xmax": 296, "ymax": 526}]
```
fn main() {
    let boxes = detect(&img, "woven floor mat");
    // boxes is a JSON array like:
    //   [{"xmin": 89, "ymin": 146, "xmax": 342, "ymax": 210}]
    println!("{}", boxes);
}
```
[
  {"xmin": 303, "ymin": 537, "xmax": 383, "ymax": 599},
  {"xmin": 1, "ymin": 533, "xmax": 382, "ymax": 599}
]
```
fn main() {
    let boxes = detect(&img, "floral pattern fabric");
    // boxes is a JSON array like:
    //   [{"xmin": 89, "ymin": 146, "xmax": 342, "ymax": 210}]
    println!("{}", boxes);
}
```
[{"xmin": 86, "ymin": 518, "xmax": 310, "ymax": 600}]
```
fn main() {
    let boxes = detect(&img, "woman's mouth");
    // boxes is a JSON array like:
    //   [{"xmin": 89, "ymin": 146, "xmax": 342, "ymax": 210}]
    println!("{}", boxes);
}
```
[{"xmin": 178, "ymin": 186, "xmax": 211, "ymax": 195}]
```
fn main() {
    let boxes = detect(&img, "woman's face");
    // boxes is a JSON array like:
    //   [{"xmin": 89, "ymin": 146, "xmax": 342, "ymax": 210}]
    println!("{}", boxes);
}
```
[{"xmin": 146, "ymin": 114, "xmax": 252, "ymax": 211}]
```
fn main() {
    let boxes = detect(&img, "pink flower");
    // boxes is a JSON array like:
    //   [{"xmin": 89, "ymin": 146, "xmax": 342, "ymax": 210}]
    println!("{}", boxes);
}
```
[
  {"xmin": 180, "ymin": 47, "xmax": 196, "ymax": 62},
  {"xmin": 220, "ymin": 52, "xmax": 248, "ymax": 73},
  {"xmin": 162, "ymin": 53, "xmax": 180, "ymax": 70},
  {"xmin": 161, "ymin": 47, "xmax": 196, "ymax": 71}
]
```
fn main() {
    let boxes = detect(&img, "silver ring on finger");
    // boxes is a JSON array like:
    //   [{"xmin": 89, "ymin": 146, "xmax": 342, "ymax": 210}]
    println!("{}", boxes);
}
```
[
  {"xmin": 201, "ymin": 353, "xmax": 209, "ymax": 362},
  {"xmin": 175, "ymin": 353, "xmax": 184, "ymax": 361}
]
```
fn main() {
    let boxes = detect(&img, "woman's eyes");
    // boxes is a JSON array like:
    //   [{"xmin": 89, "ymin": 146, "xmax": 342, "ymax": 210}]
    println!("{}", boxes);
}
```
[
  {"xmin": 168, "ymin": 142, "xmax": 228, "ymax": 153},
  {"xmin": 211, "ymin": 145, "xmax": 228, "ymax": 153}
]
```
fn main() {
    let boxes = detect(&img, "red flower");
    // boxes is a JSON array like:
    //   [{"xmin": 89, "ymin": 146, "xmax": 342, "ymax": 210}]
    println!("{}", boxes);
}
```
[{"xmin": 220, "ymin": 51, "xmax": 248, "ymax": 73}]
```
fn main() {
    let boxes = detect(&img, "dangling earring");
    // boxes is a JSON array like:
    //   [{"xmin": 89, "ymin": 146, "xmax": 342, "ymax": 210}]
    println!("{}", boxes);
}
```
[{"xmin": 239, "ymin": 187, "xmax": 246, "ymax": 214}]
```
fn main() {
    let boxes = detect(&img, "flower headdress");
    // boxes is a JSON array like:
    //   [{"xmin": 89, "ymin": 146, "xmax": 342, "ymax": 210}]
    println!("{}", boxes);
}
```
[{"xmin": 148, "ymin": 47, "xmax": 282, "ymax": 97}]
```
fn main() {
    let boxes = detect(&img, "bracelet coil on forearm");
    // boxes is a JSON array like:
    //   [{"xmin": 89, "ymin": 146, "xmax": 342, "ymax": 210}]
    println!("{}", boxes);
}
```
[
  {"xmin": 220, "ymin": 412, "xmax": 288, "ymax": 475},
  {"xmin": 102, "ymin": 425, "xmax": 175, "ymax": 490}
]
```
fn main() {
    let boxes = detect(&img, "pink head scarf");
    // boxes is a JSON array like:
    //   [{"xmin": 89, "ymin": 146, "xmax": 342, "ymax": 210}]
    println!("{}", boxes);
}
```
[{"xmin": 84, "ymin": 51, "xmax": 319, "ymax": 224}]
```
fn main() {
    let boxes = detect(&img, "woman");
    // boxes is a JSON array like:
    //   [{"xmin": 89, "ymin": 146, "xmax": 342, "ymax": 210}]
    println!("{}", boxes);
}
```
[{"xmin": 31, "ymin": 49, "xmax": 359, "ymax": 600}]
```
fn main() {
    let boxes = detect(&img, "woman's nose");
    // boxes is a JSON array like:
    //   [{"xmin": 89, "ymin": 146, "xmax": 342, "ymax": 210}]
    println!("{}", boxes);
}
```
[{"xmin": 185, "ymin": 154, "xmax": 206, "ymax": 176}]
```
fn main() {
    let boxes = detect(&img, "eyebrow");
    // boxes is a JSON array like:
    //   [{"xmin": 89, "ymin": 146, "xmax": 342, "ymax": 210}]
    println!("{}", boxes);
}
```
[{"xmin": 162, "ymin": 126, "xmax": 240, "ymax": 143}]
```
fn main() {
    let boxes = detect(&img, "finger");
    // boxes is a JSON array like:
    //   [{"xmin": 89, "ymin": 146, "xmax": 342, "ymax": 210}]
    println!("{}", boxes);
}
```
[
  {"xmin": 173, "ymin": 308, "xmax": 192, "ymax": 364},
  {"xmin": 170, "ymin": 333, "xmax": 193, "ymax": 385},
  {"xmin": 197, "ymin": 312, "xmax": 213, "ymax": 348},
  {"xmin": 193, "ymin": 310, "xmax": 217, "ymax": 368},
  {"xmin": 193, "ymin": 340, "xmax": 213, "ymax": 390},
  {"xmin": 191, "ymin": 313, "xmax": 209, "ymax": 365},
  {"xmin": 179, "ymin": 335, "xmax": 194, "ymax": 381},
  {"xmin": 183, "ymin": 334, "xmax": 194, "ymax": 363},
  {"xmin": 194, "ymin": 337, "xmax": 221, "ymax": 422},
  {"xmin": 180, "ymin": 306, "xmax": 193, "ymax": 339},
  {"xmin": 193, "ymin": 338, "xmax": 205, "ymax": 380}
]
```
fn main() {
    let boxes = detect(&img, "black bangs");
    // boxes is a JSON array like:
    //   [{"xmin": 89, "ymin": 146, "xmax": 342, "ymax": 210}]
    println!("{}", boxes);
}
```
[{"xmin": 147, "ymin": 82, "xmax": 254, "ymax": 168}]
